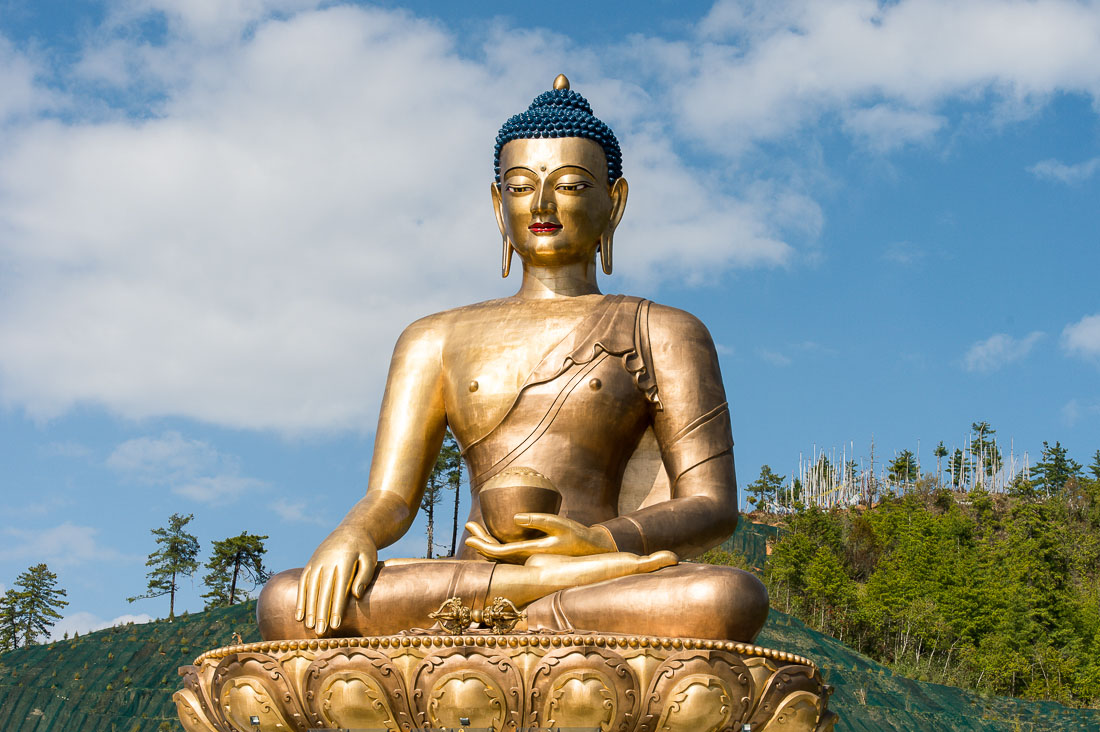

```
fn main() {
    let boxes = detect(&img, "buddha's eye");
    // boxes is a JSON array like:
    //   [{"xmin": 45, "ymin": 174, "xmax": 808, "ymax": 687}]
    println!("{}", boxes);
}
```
[
  {"xmin": 505, "ymin": 183, "xmax": 534, "ymax": 194},
  {"xmin": 556, "ymin": 181, "xmax": 591, "ymax": 192}
]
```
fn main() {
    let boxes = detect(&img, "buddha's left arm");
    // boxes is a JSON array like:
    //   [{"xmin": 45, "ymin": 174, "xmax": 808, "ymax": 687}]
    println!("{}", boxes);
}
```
[{"xmin": 598, "ymin": 305, "xmax": 738, "ymax": 559}]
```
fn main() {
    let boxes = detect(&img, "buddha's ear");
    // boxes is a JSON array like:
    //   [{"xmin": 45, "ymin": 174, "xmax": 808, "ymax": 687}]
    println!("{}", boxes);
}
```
[
  {"xmin": 491, "ymin": 182, "xmax": 514, "ymax": 278},
  {"xmin": 599, "ymin": 178, "xmax": 629, "ymax": 276},
  {"xmin": 490, "ymin": 182, "xmax": 507, "ymax": 237},
  {"xmin": 608, "ymin": 177, "xmax": 628, "ymax": 233}
]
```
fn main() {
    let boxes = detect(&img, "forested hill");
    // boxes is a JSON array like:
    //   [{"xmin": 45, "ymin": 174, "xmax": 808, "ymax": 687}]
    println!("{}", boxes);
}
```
[
  {"xmin": 744, "ymin": 486, "xmax": 1100, "ymax": 710},
  {"xmin": 4, "ymin": 523, "xmax": 1100, "ymax": 731}
]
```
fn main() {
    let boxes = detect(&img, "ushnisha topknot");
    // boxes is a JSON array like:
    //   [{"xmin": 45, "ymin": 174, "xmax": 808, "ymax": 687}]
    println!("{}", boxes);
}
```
[{"xmin": 494, "ymin": 73, "xmax": 622, "ymax": 184}]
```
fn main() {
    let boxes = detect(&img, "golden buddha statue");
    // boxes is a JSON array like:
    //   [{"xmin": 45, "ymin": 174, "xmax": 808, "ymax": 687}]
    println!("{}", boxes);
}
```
[{"xmin": 257, "ymin": 74, "xmax": 769, "ymax": 644}]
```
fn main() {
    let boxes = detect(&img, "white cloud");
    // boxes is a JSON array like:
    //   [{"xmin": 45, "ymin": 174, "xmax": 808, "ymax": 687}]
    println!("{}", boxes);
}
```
[
  {"xmin": 272, "ymin": 497, "xmax": 326, "ymax": 525},
  {"xmin": 0, "ymin": 36, "xmax": 57, "ymax": 125},
  {"xmin": 1063, "ymin": 313, "xmax": 1100, "ymax": 359},
  {"xmin": 1029, "ymin": 156, "xmax": 1100, "ymax": 184},
  {"xmin": 671, "ymin": 0, "xmax": 1100, "ymax": 152},
  {"xmin": 2, "ymin": 1, "xmax": 1100, "ymax": 434},
  {"xmin": 107, "ymin": 431, "xmax": 221, "ymax": 483},
  {"xmin": 792, "ymin": 340, "xmax": 837, "ymax": 357},
  {"xmin": 842, "ymin": 105, "xmax": 946, "ymax": 151},
  {"xmin": 0, "ymin": 4, "xmax": 807, "ymax": 434},
  {"xmin": 963, "ymin": 331, "xmax": 1044, "ymax": 372},
  {"xmin": 49, "ymin": 611, "xmax": 153, "ymax": 641},
  {"xmin": 1062, "ymin": 398, "xmax": 1100, "ymax": 427},
  {"xmin": 108, "ymin": 431, "xmax": 265, "ymax": 503},
  {"xmin": 0, "ymin": 522, "xmax": 128, "ymax": 567},
  {"xmin": 175, "ymin": 475, "xmax": 266, "ymax": 503},
  {"xmin": 883, "ymin": 241, "xmax": 926, "ymax": 265},
  {"xmin": 758, "ymin": 348, "xmax": 792, "ymax": 367}
]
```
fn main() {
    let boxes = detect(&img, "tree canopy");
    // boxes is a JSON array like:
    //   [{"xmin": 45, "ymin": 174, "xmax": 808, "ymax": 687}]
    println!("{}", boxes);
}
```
[
  {"xmin": 747, "ymin": 464, "xmax": 785, "ymax": 510},
  {"xmin": 202, "ymin": 533, "xmax": 271, "ymax": 608},
  {"xmin": 757, "ymin": 451, "xmax": 1100, "ymax": 706},
  {"xmin": 128, "ymin": 513, "xmax": 200, "ymax": 619},
  {"xmin": 0, "ymin": 564, "xmax": 69, "ymax": 649}
]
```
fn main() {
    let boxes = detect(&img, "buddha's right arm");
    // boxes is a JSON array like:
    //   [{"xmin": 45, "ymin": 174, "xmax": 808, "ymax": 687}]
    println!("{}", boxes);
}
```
[{"xmin": 296, "ymin": 314, "xmax": 449, "ymax": 634}]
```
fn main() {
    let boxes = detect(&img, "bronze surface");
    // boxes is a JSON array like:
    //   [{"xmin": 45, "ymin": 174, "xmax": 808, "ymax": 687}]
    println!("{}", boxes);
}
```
[
  {"xmin": 259, "ymin": 75, "xmax": 759, "ymax": 644},
  {"xmin": 186, "ymin": 71, "xmax": 837, "ymax": 732},
  {"xmin": 478, "ymin": 468, "xmax": 563, "ymax": 544},
  {"xmin": 176, "ymin": 632, "xmax": 836, "ymax": 732}
]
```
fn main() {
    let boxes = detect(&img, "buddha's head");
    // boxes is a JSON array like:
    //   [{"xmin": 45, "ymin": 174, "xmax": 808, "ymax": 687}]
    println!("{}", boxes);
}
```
[{"xmin": 492, "ymin": 75, "xmax": 629, "ymax": 277}]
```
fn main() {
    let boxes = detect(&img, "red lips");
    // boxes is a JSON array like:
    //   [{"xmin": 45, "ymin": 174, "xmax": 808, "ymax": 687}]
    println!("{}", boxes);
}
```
[{"xmin": 529, "ymin": 222, "xmax": 562, "ymax": 234}]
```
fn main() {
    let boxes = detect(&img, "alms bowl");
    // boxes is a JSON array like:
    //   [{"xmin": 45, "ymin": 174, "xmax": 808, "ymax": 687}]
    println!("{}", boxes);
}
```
[{"xmin": 478, "ymin": 467, "xmax": 562, "ymax": 543}]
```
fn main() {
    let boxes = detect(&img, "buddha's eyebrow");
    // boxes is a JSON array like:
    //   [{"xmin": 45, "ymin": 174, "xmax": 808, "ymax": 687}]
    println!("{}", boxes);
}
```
[
  {"xmin": 503, "ymin": 164, "xmax": 597, "ymax": 179},
  {"xmin": 551, "ymin": 164, "xmax": 596, "ymax": 178}
]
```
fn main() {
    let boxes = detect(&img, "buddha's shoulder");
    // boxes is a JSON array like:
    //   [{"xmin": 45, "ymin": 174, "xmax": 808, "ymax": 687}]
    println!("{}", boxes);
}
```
[
  {"xmin": 394, "ymin": 297, "xmax": 519, "ymax": 341},
  {"xmin": 644, "ymin": 300, "xmax": 714, "ymax": 342},
  {"xmin": 397, "ymin": 296, "xmax": 713, "ymax": 343}
]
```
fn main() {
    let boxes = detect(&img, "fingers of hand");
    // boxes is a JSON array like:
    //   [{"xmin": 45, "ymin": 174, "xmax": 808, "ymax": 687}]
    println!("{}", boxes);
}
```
[
  {"xmin": 469, "ymin": 535, "xmax": 548, "ymax": 562},
  {"xmin": 303, "ymin": 565, "xmax": 321, "ymax": 629},
  {"xmin": 465, "ymin": 536, "xmax": 502, "ymax": 559},
  {"xmin": 465, "ymin": 521, "xmax": 499, "ymax": 544},
  {"xmin": 315, "ymin": 566, "xmax": 337, "ymax": 635},
  {"xmin": 517, "ymin": 514, "xmax": 586, "ymax": 543},
  {"xmin": 295, "ymin": 565, "xmax": 311, "ymax": 622},
  {"xmin": 328, "ymin": 566, "xmax": 350, "ymax": 631},
  {"xmin": 351, "ymin": 554, "xmax": 372, "ymax": 598}
]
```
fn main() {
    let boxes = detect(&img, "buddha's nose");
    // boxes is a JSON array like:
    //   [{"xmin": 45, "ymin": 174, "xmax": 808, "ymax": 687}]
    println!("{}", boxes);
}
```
[{"xmin": 531, "ymin": 182, "xmax": 556, "ymax": 214}]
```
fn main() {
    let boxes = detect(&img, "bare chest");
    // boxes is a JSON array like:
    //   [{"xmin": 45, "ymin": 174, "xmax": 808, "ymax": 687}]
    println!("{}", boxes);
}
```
[{"xmin": 441, "ymin": 301, "xmax": 597, "ymax": 443}]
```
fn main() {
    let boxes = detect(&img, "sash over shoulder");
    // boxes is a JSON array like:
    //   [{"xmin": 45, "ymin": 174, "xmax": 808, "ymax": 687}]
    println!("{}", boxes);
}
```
[{"xmin": 462, "ymin": 295, "xmax": 661, "ymax": 485}]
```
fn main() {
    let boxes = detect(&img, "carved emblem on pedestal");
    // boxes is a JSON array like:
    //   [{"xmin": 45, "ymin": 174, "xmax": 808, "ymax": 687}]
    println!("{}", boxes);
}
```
[{"xmin": 176, "ymin": 634, "xmax": 836, "ymax": 732}]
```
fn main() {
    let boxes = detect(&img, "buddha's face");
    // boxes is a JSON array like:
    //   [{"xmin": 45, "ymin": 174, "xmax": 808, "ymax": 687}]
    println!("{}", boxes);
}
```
[{"xmin": 493, "ymin": 137, "xmax": 627, "ymax": 268}]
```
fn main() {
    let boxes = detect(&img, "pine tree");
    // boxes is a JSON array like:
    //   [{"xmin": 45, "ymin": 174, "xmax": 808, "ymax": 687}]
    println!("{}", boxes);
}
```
[
  {"xmin": 0, "ymin": 589, "xmax": 22, "ymax": 651},
  {"xmin": 14, "ymin": 564, "xmax": 68, "ymax": 646},
  {"xmin": 1031, "ymin": 441, "xmax": 1082, "ymax": 495},
  {"xmin": 129, "ymin": 513, "xmax": 200, "ymax": 619},
  {"xmin": 422, "ymin": 461, "xmax": 443, "ymax": 560},
  {"xmin": 1088, "ymin": 449, "xmax": 1100, "ymax": 482},
  {"xmin": 747, "ymin": 465, "xmax": 785, "ymax": 511},
  {"xmin": 969, "ymin": 421, "xmax": 1002, "ymax": 485},
  {"xmin": 887, "ymin": 450, "xmax": 919, "ymax": 485},
  {"xmin": 934, "ymin": 442, "xmax": 948, "ymax": 484},
  {"xmin": 201, "ymin": 533, "xmax": 270, "ymax": 608},
  {"xmin": 437, "ymin": 431, "xmax": 464, "ymax": 557}
]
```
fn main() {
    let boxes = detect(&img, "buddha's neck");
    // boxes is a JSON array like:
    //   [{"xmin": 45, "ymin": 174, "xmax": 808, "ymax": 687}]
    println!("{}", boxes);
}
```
[{"xmin": 517, "ymin": 261, "xmax": 602, "ymax": 299}]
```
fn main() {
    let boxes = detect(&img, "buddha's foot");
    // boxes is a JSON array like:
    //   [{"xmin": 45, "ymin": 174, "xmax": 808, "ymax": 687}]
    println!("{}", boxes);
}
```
[{"xmin": 523, "ymin": 548, "xmax": 677, "ymax": 571}]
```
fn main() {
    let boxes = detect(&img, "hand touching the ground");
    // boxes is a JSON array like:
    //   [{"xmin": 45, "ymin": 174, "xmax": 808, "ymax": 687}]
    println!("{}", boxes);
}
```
[{"xmin": 296, "ymin": 528, "xmax": 377, "ymax": 635}]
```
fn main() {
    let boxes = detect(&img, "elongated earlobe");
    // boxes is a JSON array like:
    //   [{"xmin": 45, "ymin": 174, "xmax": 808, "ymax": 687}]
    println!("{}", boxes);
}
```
[
  {"xmin": 502, "ymin": 236, "xmax": 514, "ymax": 278},
  {"xmin": 599, "ymin": 232, "xmax": 613, "ymax": 275},
  {"xmin": 491, "ymin": 181, "xmax": 513, "ymax": 278},
  {"xmin": 599, "ymin": 177, "xmax": 627, "ymax": 276}
]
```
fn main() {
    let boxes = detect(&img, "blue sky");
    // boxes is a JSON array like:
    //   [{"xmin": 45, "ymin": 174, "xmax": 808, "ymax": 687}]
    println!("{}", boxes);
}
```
[{"xmin": 1, "ymin": 0, "xmax": 1098, "ymax": 636}]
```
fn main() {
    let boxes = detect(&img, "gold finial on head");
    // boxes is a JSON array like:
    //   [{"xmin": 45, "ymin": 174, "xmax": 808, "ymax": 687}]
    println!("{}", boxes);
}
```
[{"xmin": 553, "ymin": 74, "xmax": 570, "ymax": 91}]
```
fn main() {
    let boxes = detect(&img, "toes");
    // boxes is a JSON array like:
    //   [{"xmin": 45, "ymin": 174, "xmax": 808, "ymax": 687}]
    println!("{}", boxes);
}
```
[{"xmin": 642, "ymin": 550, "xmax": 678, "ymax": 570}]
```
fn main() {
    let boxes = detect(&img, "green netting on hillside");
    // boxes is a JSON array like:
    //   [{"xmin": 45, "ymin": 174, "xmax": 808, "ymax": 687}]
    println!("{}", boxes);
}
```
[
  {"xmin": 759, "ymin": 612, "xmax": 1100, "ymax": 732},
  {"xmin": 2, "ymin": 524, "xmax": 1099, "ymax": 732},
  {"xmin": 0, "ymin": 602, "xmax": 259, "ymax": 732},
  {"xmin": 718, "ymin": 517, "xmax": 780, "ymax": 570}
]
